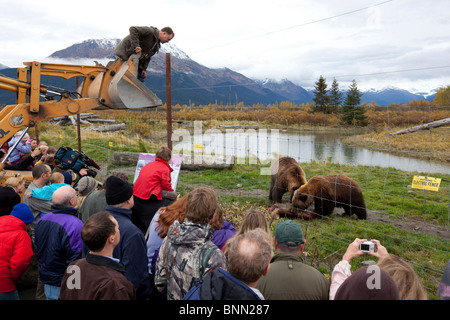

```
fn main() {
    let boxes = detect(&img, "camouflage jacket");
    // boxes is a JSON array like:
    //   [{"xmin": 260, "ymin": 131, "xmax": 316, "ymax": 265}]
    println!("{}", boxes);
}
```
[{"xmin": 154, "ymin": 219, "xmax": 227, "ymax": 300}]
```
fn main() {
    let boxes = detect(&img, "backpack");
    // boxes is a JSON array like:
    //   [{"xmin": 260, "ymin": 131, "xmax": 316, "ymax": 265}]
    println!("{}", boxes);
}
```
[
  {"xmin": 163, "ymin": 241, "xmax": 220, "ymax": 300},
  {"xmin": 54, "ymin": 146, "xmax": 86, "ymax": 172}
]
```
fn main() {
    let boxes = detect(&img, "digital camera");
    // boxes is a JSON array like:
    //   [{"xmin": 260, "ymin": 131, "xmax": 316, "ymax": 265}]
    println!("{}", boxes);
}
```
[{"xmin": 359, "ymin": 241, "xmax": 375, "ymax": 253}]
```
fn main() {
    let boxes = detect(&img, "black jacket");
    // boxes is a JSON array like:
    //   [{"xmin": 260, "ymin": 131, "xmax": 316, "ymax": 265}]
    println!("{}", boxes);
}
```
[{"xmin": 0, "ymin": 186, "xmax": 20, "ymax": 216}]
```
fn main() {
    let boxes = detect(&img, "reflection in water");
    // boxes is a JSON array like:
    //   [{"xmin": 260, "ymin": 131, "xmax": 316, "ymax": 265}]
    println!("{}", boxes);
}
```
[{"xmin": 172, "ymin": 129, "xmax": 450, "ymax": 175}]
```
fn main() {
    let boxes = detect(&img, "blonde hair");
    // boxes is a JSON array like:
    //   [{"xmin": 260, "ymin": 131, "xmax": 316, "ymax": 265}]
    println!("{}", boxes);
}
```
[
  {"xmin": 377, "ymin": 254, "xmax": 428, "ymax": 300},
  {"xmin": 5, "ymin": 174, "xmax": 25, "ymax": 189},
  {"xmin": 224, "ymin": 208, "xmax": 272, "ymax": 255}
]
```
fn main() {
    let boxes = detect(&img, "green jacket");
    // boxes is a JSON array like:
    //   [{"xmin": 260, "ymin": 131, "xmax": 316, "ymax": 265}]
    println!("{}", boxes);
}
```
[
  {"xmin": 256, "ymin": 252, "xmax": 330, "ymax": 300},
  {"xmin": 115, "ymin": 26, "xmax": 161, "ymax": 71}
]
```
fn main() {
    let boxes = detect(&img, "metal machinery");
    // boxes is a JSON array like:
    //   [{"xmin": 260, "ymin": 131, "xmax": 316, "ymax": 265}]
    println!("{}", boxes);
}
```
[{"xmin": 0, "ymin": 54, "xmax": 162, "ymax": 193}]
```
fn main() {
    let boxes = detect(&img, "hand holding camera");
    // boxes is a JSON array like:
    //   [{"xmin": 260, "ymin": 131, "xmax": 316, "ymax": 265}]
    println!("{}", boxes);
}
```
[
  {"xmin": 365, "ymin": 239, "xmax": 389, "ymax": 259},
  {"xmin": 342, "ymin": 238, "xmax": 389, "ymax": 263}
]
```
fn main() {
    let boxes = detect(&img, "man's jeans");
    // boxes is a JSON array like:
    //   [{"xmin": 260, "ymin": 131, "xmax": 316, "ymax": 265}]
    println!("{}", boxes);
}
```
[{"xmin": 44, "ymin": 284, "xmax": 61, "ymax": 300}]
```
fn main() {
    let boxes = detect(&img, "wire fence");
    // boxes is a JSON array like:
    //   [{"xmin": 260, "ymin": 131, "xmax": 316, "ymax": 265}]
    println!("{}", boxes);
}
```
[{"xmin": 50, "ymin": 104, "xmax": 450, "ymax": 299}]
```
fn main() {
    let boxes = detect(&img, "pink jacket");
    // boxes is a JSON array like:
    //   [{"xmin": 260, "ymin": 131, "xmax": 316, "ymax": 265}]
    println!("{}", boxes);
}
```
[{"xmin": 329, "ymin": 260, "xmax": 353, "ymax": 300}]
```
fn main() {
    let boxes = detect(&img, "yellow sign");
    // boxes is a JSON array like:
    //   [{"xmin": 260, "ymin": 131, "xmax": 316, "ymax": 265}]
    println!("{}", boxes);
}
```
[
  {"xmin": 411, "ymin": 175, "xmax": 441, "ymax": 192},
  {"xmin": 193, "ymin": 143, "xmax": 203, "ymax": 151}
]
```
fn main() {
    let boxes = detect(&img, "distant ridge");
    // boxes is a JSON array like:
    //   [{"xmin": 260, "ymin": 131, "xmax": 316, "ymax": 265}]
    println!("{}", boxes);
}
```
[{"xmin": 0, "ymin": 39, "xmax": 439, "ymax": 106}]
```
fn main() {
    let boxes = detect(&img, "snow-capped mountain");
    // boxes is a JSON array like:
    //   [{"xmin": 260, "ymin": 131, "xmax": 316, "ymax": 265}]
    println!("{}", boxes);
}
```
[
  {"xmin": 408, "ymin": 87, "xmax": 439, "ymax": 100},
  {"xmin": 362, "ymin": 86, "xmax": 437, "ymax": 104},
  {"xmin": 48, "ymin": 38, "xmax": 191, "ymax": 61},
  {"xmin": 49, "ymin": 38, "xmax": 120, "ymax": 60},
  {"xmin": 1, "ymin": 38, "xmax": 287, "ymax": 106},
  {"xmin": 256, "ymin": 79, "xmax": 312, "ymax": 103},
  {"xmin": 159, "ymin": 42, "xmax": 190, "ymax": 60},
  {"xmin": 0, "ymin": 38, "xmax": 440, "ymax": 106}
]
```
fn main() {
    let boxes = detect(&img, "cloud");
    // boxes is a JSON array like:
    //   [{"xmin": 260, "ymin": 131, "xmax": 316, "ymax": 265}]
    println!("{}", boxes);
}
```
[{"xmin": 0, "ymin": 0, "xmax": 449, "ymax": 92}]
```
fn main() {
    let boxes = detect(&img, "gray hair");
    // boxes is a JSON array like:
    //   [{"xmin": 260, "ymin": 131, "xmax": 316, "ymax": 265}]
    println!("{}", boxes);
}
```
[
  {"xmin": 225, "ymin": 228, "xmax": 272, "ymax": 284},
  {"xmin": 52, "ymin": 186, "xmax": 77, "ymax": 207}
]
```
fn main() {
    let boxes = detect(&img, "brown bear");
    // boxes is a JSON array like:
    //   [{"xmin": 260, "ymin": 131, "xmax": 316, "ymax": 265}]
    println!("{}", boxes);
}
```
[
  {"xmin": 269, "ymin": 157, "xmax": 307, "ymax": 203},
  {"xmin": 291, "ymin": 174, "xmax": 367, "ymax": 219}
]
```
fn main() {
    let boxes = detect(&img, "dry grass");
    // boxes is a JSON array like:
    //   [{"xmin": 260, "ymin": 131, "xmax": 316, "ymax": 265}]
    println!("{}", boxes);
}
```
[{"xmin": 342, "ymin": 128, "xmax": 450, "ymax": 162}]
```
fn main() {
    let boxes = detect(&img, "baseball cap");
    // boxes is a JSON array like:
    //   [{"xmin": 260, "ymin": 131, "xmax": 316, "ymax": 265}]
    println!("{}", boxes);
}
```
[{"xmin": 275, "ymin": 219, "xmax": 304, "ymax": 246}]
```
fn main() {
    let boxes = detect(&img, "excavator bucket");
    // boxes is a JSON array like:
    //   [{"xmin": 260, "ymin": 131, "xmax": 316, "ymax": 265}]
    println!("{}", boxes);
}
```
[{"xmin": 81, "ymin": 53, "xmax": 163, "ymax": 109}]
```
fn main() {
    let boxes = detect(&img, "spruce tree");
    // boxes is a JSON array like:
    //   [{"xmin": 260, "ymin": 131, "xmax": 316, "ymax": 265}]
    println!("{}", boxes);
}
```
[
  {"xmin": 312, "ymin": 75, "xmax": 330, "ymax": 113},
  {"xmin": 341, "ymin": 80, "xmax": 368, "ymax": 126},
  {"xmin": 329, "ymin": 78, "xmax": 343, "ymax": 113}
]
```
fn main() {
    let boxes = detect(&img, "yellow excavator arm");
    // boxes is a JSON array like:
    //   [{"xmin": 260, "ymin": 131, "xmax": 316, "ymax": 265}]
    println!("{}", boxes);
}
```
[{"xmin": 0, "ymin": 54, "xmax": 162, "ymax": 179}]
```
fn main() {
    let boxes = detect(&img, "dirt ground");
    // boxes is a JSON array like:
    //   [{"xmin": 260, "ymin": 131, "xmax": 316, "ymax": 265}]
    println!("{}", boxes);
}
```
[{"xmin": 365, "ymin": 209, "xmax": 450, "ymax": 240}]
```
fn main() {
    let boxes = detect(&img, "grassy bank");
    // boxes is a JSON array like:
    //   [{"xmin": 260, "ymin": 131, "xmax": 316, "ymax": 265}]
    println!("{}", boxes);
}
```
[{"xmin": 341, "ymin": 129, "xmax": 450, "ymax": 163}]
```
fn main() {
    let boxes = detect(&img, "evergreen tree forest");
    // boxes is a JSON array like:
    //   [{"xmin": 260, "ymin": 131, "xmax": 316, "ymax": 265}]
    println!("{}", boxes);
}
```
[{"xmin": 311, "ymin": 77, "xmax": 368, "ymax": 126}]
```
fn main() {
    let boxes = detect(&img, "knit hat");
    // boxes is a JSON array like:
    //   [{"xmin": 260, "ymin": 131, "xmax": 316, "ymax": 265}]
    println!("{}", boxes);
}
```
[
  {"xmin": 335, "ymin": 266, "xmax": 400, "ymax": 300},
  {"xmin": 11, "ymin": 203, "xmax": 34, "ymax": 225},
  {"xmin": 105, "ymin": 175, "xmax": 133, "ymax": 205},
  {"xmin": 77, "ymin": 176, "xmax": 97, "ymax": 196},
  {"xmin": 275, "ymin": 219, "xmax": 304, "ymax": 246}
]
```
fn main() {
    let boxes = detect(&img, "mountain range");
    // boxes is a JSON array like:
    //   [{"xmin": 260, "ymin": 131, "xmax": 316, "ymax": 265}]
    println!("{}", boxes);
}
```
[{"xmin": 0, "ymin": 38, "xmax": 438, "ymax": 106}]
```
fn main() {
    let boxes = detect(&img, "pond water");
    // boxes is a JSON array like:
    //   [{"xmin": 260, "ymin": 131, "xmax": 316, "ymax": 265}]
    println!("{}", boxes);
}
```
[{"xmin": 172, "ymin": 127, "xmax": 450, "ymax": 175}]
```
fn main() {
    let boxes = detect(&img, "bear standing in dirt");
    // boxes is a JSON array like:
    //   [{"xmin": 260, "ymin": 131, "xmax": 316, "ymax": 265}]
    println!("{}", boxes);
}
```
[
  {"xmin": 291, "ymin": 174, "xmax": 367, "ymax": 219},
  {"xmin": 269, "ymin": 157, "xmax": 307, "ymax": 203}
]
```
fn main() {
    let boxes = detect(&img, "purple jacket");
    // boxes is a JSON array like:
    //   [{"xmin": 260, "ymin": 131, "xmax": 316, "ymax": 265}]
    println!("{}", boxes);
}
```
[
  {"xmin": 8, "ymin": 136, "xmax": 31, "ymax": 163},
  {"xmin": 212, "ymin": 221, "xmax": 237, "ymax": 250},
  {"xmin": 35, "ymin": 205, "xmax": 83, "ymax": 286}
]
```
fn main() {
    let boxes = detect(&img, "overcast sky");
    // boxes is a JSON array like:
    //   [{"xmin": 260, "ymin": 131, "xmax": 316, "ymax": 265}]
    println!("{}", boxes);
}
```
[{"xmin": 1, "ymin": 0, "xmax": 449, "ymax": 93}]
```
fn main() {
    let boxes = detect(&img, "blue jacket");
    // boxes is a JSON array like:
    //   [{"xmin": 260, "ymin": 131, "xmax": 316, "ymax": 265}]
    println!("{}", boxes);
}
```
[
  {"xmin": 30, "ymin": 183, "xmax": 70, "ymax": 201},
  {"xmin": 183, "ymin": 268, "xmax": 262, "ymax": 300},
  {"xmin": 35, "ymin": 205, "xmax": 83, "ymax": 286},
  {"xmin": 106, "ymin": 205, "xmax": 152, "ymax": 300}
]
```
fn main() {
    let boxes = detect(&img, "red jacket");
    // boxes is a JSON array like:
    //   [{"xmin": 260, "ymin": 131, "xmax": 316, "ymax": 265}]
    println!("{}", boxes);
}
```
[
  {"xmin": 133, "ymin": 158, "xmax": 173, "ymax": 200},
  {"xmin": 0, "ymin": 215, "xmax": 34, "ymax": 293}
]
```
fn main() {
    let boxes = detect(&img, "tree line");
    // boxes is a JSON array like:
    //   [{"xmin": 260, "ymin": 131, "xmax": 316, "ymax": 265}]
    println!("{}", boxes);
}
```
[{"xmin": 312, "ymin": 76, "xmax": 368, "ymax": 127}]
